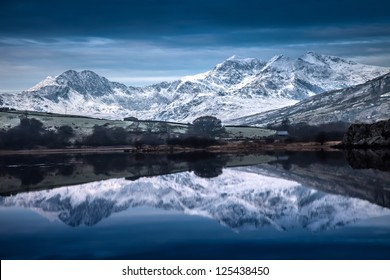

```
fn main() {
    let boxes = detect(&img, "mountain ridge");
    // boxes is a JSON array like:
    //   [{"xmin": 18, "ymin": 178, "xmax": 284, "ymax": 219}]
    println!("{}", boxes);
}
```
[
  {"xmin": 0, "ymin": 52, "xmax": 389, "ymax": 123},
  {"xmin": 229, "ymin": 72, "xmax": 390, "ymax": 126}
]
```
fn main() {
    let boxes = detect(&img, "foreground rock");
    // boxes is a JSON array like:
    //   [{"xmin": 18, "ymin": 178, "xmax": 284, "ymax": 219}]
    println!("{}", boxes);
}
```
[{"xmin": 342, "ymin": 119, "xmax": 390, "ymax": 147}]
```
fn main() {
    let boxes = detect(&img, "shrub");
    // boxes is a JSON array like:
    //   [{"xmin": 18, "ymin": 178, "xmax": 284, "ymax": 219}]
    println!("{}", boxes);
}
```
[{"xmin": 84, "ymin": 125, "xmax": 129, "ymax": 146}]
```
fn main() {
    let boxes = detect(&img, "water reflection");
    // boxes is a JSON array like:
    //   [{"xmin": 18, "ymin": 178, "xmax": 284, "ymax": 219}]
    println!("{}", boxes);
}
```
[
  {"xmin": 264, "ymin": 150, "xmax": 390, "ymax": 208},
  {"xmin": 1, "ymin": 170, "xmax": 389, "ymax": 231},
  {"xmin": 1, "ymin": 150, "xmax": 390, "ymax": 259},
  {"xmin": 1, "ymin": 150, "xmax": 389, "ymax": 209},
  {"xmin": 0, "ymin": 152, "xmax": 275, "ymax": 195},
  {"xmin": 345, "ymin": 148, "xmax": 390, "ymax": 171},
  {"xmin": 0, "ymin": 150, "xmax": 389, "ymax": 231}
]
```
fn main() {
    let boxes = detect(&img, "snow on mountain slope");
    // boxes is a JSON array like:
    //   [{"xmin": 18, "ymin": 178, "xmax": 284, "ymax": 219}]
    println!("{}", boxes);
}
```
[
  {"xmin": 1, "ymin": 168, "xmax": 388, "ymax": 231},
  {"xmin": 230, "ymin": 72, "xmax": 390, "ymax": 126},
  {"xmin": 0, "ymin": 52, "xmax": 389, "ymax": 122},
  {"xmin": 0, "ymin": 70, "xmax": 143, "ymax": 120}
]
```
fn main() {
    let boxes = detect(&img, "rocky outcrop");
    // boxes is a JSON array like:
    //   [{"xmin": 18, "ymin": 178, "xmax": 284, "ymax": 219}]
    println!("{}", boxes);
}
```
[{"xmin": 342, "ymin": 119, "xmax": 390, "ymax": 147}]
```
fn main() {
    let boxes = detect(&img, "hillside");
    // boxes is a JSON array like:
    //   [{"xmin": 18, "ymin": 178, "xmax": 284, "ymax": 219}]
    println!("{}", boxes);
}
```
[{"xmin": 230, "ymin": 72, "xmax": 390, "ymax": 126}]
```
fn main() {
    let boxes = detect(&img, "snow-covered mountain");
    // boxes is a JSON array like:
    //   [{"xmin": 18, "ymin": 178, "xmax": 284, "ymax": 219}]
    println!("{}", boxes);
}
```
[
  {"xmin": 230, "ymin": 72, "xmax": 390, "ymax": 126},
  {"xmin": 1, "ymin": 169, "xmax": 388, "ymax": 231},
  {"xmin": 0, "ymin": 52, "xmax": 389, "ymax": 122}
]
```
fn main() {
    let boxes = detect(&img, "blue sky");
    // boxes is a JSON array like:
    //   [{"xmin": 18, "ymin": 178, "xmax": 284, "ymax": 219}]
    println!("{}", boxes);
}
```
[{"xmin": 1, "ymin": 0, "xmax": 390, "ymax": 91}]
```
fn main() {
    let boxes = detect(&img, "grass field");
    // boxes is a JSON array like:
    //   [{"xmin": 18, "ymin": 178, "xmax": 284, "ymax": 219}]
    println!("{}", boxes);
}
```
[{"xmin": 0, "ymin": 109, "xmax": 276, "ymax": 142}]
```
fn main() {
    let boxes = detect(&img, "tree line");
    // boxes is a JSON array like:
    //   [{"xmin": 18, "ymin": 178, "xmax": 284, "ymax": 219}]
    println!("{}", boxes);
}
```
[
  {"xmin": 0, "ymin": 116, "xmax": 226, "ymax": 150},
  {"xmin": 0, "ymin": 118, "xmax": 74, "ymax": 149},
  {"xmin": 268, "ymin": 117, "xmax": 350, "ymax": 144}
]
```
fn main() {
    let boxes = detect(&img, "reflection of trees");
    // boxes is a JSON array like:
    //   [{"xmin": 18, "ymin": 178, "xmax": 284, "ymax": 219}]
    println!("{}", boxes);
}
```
[
  {"xmin": 185, "ymin": 153, "xmax": 229, "ymax": 178},
  {"xmin": 84, "ymin": 152, "xmax": 230, "ymax": 179},
  {"xmin": 17, "ymin": 166, "xmax": 45, "ymax": 186},
  {"xmin": 84, "ymin": 154, "xmax": 129, "ymax": 174},
  {"xmin": 315, "ymin": 150, "xmax": 329, "ymax": 162},
  {"xmin": 0, "ymin": 155, "xmax": 62, "ymax": 186},
  {"xmin": 192, "ymin": 163, "xmax": 223, "ymax": 178},
  {"xmin": 1, "ymin": 153, "xmax": 276, "ymax": 195}
]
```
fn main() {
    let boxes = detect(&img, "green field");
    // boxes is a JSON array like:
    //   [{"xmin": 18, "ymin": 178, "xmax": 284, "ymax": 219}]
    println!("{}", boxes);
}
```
[{"xmin": 0, "ymin": 109, "xmax": 276, "ymax": 142}]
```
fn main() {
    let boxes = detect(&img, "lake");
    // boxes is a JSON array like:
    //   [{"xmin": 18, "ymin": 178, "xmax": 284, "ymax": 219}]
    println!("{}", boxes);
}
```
[{"xmin": 0, "ymin": 150, "xmax": 390, "ymax": 259}]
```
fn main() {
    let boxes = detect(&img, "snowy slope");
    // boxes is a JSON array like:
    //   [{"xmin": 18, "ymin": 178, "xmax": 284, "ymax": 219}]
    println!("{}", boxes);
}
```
[
  {"xmin": 230, "ymin": 72, "xmax": 390, "ymax": 126},
  {"xmin": 0, "ymin": 70, "xmax": 148, "ymax": 120},
  {"xmin": 0, "ymin": 169, "xmax": 388, "ymax": 231},
  {"xmin": 140, "ymin": 52, "xmax": 390, "ymax": 122},
  {"xmin": 0, "ymin": 52, "xmax": 389, "ymax": 123}
]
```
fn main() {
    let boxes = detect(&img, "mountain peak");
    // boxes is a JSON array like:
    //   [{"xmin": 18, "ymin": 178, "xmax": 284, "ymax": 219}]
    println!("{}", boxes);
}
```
[
  {"xmin": 214, "ymin": 55, "xmax": 264, "ymax": 73},
  {"xmin": 300, "ymin": 51, "xmax": 356, "ymax": 66},
  {"xmin": 60, "ymin": 69, "xmax": 79, "ymax": 76},
  {"xmin": 26, "ymin": 69, "xmax": 117, "ymax": 99},
  {"xmin": 226, "ymin": 55, "xmax": 256, "ymax": 63},
  {"xmin": 27, "ymin": 70, "xmax": 105, "ymax": 93},
  {"xmin": 267, "ymin": 54, "xmax": 293, "ymax": 64},
  {"xmin": 57, "ymin": 69, "xmax": 101, "ymax": 81},
  {"xmin": 265, "ymin": 54, "xmax": 294, "ymax": 71},
  {"xmin": 26, "ymin": 76, "xmax": 57, "ymax": 92},
  {"xmin": 226, "ymin": 54, "xmax": 241, "ymax": 60},
  {"xmin": 300, "ymin": 51, "xmax": 326, "ymax": 64},
  {"xmin": 305, "ymin": 51, "xmax": 322, "ymax": 57}
]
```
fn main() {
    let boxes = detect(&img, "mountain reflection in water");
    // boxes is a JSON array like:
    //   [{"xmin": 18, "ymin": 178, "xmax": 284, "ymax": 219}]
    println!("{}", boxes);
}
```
[{"xmin": 0, "ymin": 150, "xmax": 390, "ymax": 259}]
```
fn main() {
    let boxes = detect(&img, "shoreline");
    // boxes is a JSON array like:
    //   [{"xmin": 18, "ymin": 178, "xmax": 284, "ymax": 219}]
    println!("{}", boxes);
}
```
[{"xmin": 0, "ymin": 141, "xmax": 342, "ymax": 156}]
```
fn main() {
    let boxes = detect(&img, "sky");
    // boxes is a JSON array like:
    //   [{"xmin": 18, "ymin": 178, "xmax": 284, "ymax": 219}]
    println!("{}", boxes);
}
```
[{"xmin": 1, "ymin": 0, "xmax": 390, "ymax": 91}]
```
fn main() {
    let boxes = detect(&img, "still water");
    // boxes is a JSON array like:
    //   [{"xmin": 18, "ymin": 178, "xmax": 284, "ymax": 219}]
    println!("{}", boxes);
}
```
[{"xmin": 0, "ymin": 150, "xmax": 389, "ymax": 259}]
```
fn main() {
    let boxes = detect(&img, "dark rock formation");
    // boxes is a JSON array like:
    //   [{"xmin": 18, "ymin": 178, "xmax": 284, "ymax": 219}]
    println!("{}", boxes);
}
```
[{"xmin": 342, "ymin": 119, "xmax": 390, "ymax": 147}]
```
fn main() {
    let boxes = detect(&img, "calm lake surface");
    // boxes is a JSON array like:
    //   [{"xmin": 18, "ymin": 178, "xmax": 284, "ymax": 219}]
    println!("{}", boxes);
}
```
[{"xmin": 0, "ymin": 150, "xmax": 389, "ymax": 259}]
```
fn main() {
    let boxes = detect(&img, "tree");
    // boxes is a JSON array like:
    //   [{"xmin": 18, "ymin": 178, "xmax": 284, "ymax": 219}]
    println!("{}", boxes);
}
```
[
  {"xmin": 281, "ymin": 117, "xmax": 290, "ymax": 130},
  {"xmin": 315, "ymin": 131, "xmax": 328, "ymax": 145},
  {"xmin": 56, "ymin": 125, "xmax": 74, "ymax": 146},
  {"xmin": 192, "ymin": 116, "xmax": 224, "ymax": 136},
  {"xmin": 84, "ymin": 125, "xmax": 129, "ymax": 146},
  {"xmin": 2, "ymin": 118, "xmax": 45, "ymax": 149}
]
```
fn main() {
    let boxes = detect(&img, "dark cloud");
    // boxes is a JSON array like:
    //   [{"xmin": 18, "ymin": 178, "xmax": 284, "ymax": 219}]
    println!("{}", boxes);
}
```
[
  {"xmin": 1, "ymin": 0, "xmax": 390, "ymax": 91},
  {"xmin": 1, "ymin": 0, "xmax": 390, "ymax": 38}
]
